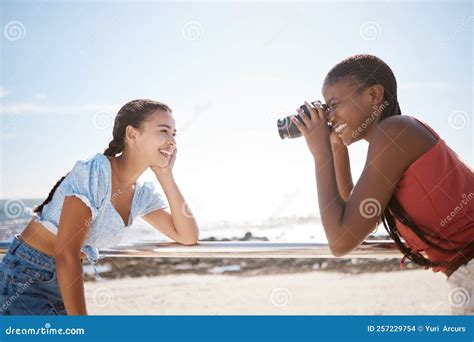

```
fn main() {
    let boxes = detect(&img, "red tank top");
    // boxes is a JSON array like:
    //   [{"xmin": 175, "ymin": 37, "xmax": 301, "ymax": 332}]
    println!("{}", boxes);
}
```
[{"xmin": 393, "ymin": 117, "xmax": 474, "ymax": 274}]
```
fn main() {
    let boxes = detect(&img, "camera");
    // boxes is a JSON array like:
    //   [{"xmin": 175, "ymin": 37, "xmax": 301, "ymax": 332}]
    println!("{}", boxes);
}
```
[{"xmin": 277, "ymin": 101, "xmax": 329, "ymax": 139}]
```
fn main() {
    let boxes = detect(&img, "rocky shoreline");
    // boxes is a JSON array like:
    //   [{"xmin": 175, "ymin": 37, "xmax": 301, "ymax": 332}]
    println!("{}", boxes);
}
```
[
  {"xmin": 0, "ymin": 224, "xmax": 422, "ymax": 282},
  {"xmin": 83, "ymin": 256, "xmax": 422, "ymax": 282},
  {"xmin": 83, "ymin": 233, "xmax": 421, "ymax": 281}
]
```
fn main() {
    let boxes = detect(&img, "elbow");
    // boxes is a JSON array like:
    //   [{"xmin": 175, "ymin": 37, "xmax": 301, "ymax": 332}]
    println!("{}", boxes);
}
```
[
  {"xmin": 177, "ymin": 232, "xmax": 199, "ymax": 246},
  {"xmin": 329, "ymin": 246, "xmax": 347, "ymax": 258},
  {"xmin": 326, "ymin": 224, "xmax": 360, "ymax": 257},
  {"xmin": 178, "ymin": 237, "xmax": 199, "ymax": 245},
  {"xmin": 176, "ymin": 226, "xmax": 199, "ymax": 245},
  {"xmin": 328, "ymin": 241, "xmax": 352, "ymax": 257}
]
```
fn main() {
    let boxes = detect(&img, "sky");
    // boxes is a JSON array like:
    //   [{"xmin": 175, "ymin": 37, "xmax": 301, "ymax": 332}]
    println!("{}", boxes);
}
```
[{"xmin": 1, "ymin": 0, "xmax": 472, "ymax": 224}]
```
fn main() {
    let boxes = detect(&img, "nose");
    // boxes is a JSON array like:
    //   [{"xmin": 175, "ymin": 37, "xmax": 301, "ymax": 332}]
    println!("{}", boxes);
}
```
[
  {"xmin": 168, "ymin": 136, "xmax": 176, "ymax": 148},
  {"xmin": 328, "ymin": 110, "xmax": 336, "ymax": 126}
]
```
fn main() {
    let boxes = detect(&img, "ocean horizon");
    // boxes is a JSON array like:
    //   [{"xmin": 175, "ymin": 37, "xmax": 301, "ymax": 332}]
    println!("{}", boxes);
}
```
[{"xmin": 0, "ymin": 198, "xmax": 389, "ymax": 244}]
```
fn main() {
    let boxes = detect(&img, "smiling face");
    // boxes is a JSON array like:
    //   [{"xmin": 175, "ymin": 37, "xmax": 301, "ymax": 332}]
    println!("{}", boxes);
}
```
[
  {"xmin": 131, "ymin": 109, "xmax": 177, "ymax": 168},
  {"xmin": 322, "ymin": 78, "xmax": 385, "ymax": 146}
]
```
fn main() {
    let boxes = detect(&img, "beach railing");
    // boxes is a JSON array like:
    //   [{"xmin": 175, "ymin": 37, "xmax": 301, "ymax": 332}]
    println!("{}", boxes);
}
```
[{"xmin": 0, "ymin": 240, "xmax": 401, "ymax": 258}]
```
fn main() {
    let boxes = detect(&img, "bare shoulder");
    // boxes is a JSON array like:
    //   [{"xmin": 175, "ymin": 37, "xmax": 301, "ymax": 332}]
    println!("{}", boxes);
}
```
[
  {"xmin": 368, "ymin": 115, "xmax": 439, "ymax": 171},
  {"xmin": 376, "ymin": 115, "xmax": 438, "ymax": 144}
]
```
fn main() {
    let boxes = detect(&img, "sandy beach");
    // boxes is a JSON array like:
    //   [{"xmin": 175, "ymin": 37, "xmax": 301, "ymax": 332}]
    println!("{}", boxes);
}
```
[
  {"xmin": 0, "ymin": 225, "xmax": 456, "ymax": 315},
  {"xmin": 84, "ymin": 269, "xmax": 452, "ymax": 315}
]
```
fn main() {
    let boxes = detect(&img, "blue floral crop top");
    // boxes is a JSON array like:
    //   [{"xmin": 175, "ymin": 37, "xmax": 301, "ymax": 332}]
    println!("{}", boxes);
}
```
[{"xmin": 32, "ymin": 152, "xmax": 168, "ymax": 265}]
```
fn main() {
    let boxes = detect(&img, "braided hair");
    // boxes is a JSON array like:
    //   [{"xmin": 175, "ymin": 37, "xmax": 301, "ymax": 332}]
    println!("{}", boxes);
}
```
[
  {"xmin": 33, "ymin": 99, "xmax": 172, "ymax": 215},
  {"xmin": 324, "ymin": 54, "xmax": 459, "ymax": 268}
]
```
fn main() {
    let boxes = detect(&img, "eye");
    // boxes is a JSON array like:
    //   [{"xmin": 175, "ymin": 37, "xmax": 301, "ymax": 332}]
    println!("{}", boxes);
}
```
[{"xmin": 159, "ymin": 129, "xmax": 176, "ymax": 138}]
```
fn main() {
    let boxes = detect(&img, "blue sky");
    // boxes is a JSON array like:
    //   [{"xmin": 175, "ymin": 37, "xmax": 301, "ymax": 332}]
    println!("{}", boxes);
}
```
[{"xmin": 1, "ymin": 0, "xmax": 472, "ymax": 223}]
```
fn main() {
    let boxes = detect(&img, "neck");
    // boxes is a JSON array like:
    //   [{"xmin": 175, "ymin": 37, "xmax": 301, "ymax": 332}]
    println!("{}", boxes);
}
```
[
  {"xmin": 110, "ymin": 152, "xmax": 148, "ymax": 186},
  {"xmin": 362, "ymin": 120, "xmax": 380, "ymax": 144}
]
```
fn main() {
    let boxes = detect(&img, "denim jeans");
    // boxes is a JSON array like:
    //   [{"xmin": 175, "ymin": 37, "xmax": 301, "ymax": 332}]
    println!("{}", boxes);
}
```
[{"xmin": 0, "ymin": 235, "xmax": 67, "ymax": 315}]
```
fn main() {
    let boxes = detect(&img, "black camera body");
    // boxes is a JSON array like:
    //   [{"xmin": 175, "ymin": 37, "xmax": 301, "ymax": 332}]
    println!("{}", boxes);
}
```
[{"xmin": 277, "ymin": 101, "xmax": 329, "ymax": 139}]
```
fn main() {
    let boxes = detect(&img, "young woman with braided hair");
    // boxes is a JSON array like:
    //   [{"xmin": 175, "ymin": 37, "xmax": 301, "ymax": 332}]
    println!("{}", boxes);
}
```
[
  {"xmin": 0, "ymin": 99, "xmax": 199, "ymax": 315},
  {"xmin": 292, "ymin": 54, "xmax": 473, "ymax": 314}
]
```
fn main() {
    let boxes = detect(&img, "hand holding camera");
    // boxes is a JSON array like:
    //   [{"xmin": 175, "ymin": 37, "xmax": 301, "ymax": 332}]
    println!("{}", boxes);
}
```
[
  {"xmin": 277, "ymin": 100, "xmax": 329, "ymax": 140},
  {"xmin": 277, "ymin": 100, "xmax": 332, "ymax": 157}
]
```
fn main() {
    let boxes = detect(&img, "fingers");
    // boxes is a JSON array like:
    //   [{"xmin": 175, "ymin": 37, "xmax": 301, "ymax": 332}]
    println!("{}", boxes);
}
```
[
  {"xmin": 296, "ymin": 108, "xmax": 311, "ymax": 127},
  {"xmin": 291, "ymin": 115, "xmax": 306, "ymax": 135},
  {"xmin": 304, "ymin": 101, "xmax": 320, "ymax": 122},
  {"xmin": 314, "ymin": 101, "xmax": 328, "ymax": 121},
  {"xmin": 292, "ymin": 100, "xmax": 328, "ymax": 136}
]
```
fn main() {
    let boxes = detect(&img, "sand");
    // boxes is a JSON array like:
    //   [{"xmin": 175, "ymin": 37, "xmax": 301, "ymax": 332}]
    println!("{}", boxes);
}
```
[{"xmin": 84, "ymin": 269, "xmax": 452, "ymax": 315}]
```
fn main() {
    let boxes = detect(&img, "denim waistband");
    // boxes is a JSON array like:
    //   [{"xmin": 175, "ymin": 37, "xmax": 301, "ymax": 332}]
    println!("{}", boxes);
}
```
[{"xmin": 6, "ymin": 234, "xmax": 56, "ymax": 272}]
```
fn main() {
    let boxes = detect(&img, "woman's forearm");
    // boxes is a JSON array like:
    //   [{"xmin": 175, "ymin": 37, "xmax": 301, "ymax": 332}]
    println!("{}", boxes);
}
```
[
  {"xmin": 56, "ymin": 255, "xmax": 87, "ymax": 315},
  {"xmin": 156, "ymin": 173, "xmax": 199, "ymax": 244},
  {"xmin": 331, "ymin": 142, "xmax": 354, "ymax": 201},
  {"xmin": 313, "ymin": 140, "xmax": 346, "ymax": 252}
]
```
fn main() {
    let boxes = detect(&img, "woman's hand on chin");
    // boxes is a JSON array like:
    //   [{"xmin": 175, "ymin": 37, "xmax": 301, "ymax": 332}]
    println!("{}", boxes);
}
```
[{"xmin": 150, "ymin": 147, "xmax": 177, "ymax": 180}]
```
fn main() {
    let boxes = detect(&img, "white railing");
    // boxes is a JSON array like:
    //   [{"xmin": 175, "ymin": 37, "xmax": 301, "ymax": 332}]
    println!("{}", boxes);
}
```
[{"xmin": 0, "ymin": 240, "xmax": 401, "ymax": 259}]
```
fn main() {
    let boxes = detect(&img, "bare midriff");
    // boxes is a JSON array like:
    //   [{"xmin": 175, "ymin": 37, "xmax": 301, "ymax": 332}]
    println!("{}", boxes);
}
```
[{"xmin": 19, "ymin": 218, "xmax": 88, "ymax": 260}]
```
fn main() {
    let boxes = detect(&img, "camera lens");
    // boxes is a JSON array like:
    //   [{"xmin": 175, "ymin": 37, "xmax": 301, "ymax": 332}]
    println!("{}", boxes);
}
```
[{"xmin": 277, "ymin": 101, "xmax": 328, "ymax": 139}]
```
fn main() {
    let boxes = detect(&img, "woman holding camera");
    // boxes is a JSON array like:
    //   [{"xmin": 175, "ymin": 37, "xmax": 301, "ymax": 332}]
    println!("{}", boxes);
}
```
[{"xmin": 291, "ymin": 54, "xmax": 473, "ymax": 314}]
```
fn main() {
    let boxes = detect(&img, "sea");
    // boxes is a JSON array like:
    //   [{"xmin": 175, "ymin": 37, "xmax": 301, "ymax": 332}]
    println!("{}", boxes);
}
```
[{"xmin": 0, "ymin": 198, "xmax": 389, "ymax": 244}]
